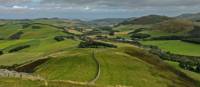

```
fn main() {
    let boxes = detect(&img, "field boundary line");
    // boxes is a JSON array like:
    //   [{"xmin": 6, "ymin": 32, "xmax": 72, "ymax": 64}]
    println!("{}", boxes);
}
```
[{"xmin": 88, "ymin": 50, "xmax": 101, "ymax": 84}]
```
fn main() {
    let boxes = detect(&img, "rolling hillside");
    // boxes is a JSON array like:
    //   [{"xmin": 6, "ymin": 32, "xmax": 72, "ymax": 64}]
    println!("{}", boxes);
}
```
[
  {"xmin": 0, "ymin": 19, "xmax": 200, "ymax": 87},
  {"xmin": 151, "ymin": 19, "xmax": 194, "ymax": 33},
  {"xmin": 177, "ymin": 13, "xmax": 200, "ymax": 20},
  {"xmin": 119, "ymin": 15, "xmax": 172, "ymax": 25}
]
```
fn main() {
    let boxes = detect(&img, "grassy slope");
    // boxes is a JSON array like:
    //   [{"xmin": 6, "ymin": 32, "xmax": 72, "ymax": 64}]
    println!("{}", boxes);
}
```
[
  {"xmin": 0, "ymin": 38, "xmax": 79, "ymax": 66},
  {"xmin": 0, "ymin": 40, "xmax": 199, "ymax": 87},
  {"xmin": 0, "ymin": 21, "xmax": 80, "ymax": 65},
  {"xmin": 141, "ymin": 40, "xmax": 200, "ymax": 56},
  {"xmin": 35, "ymin": 49, "xmax": 97, "ymax": 82},
  {"xmin": 21, "ymin": 24, "xmax": 66, "ymax": 39},
  {"xmin": 0, "ymin": 39, "xmax": 30, "ymax": 49},
  {"xmin": 94, "ymin": 43, "xmax": 197, "ymax": 87},
  {"xmin": 28, "ymin": 42, "xmax": 198, "ymax": 87},
  {"xmin": 0, "ymin": 23, "xmax": 22, "ymax": 38}
]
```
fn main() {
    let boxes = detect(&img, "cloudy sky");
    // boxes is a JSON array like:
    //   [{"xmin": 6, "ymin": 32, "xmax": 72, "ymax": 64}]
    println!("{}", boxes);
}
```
[{"xmin": 0, "ymin": 0, "xmax": 200, "ymax": 20}]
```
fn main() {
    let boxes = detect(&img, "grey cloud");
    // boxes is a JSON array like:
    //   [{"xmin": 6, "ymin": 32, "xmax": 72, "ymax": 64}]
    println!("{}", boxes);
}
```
[
  {"xmin": 0, "ymin": 0, "xmax": 200, "ymax": 19},
  {"xmin": 41, "ymin": 0, "xmax": 200, "ymax": 8}
]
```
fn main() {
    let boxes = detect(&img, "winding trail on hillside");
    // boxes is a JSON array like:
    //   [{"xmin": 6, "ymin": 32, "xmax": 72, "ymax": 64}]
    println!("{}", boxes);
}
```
[{"xmin": 88, "ymin": 50, "xmax": 101, "ymax": 84}]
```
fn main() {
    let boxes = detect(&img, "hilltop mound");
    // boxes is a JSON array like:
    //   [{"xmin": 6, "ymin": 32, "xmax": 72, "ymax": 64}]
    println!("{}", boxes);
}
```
[
  {"xmin": 119, "ymin": 15, "xmax": 172, "ymax": 25},
  {"xmin": 89, "ymin": 18, "xmax": 130, "ymax": 26},
  {"xmin": 177, "ymin": 13, "xmax": 200, "ymax": 20},
  {"xmin": 152, "ymin": 19, "xmax": 194, "ymax": 33}
]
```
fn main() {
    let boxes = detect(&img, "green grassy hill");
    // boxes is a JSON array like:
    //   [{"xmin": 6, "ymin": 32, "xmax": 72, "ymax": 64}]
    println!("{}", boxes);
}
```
[
  {"xmin": 119, "ymin": 15, "xmax": 172, "ymax": 25},
  {"xmin": 152, "ymin": 19, "xmax": 194, "ymax": 34},
  {"xmin": 0, "ymin": 19, "xmax": 200, "ymax": 87}
]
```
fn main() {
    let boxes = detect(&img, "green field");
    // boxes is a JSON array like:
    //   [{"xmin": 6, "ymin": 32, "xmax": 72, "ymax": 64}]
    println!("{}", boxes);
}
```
[{"xmin": 141, "ymin": 40, "xmax": 200, "ymax": 56}]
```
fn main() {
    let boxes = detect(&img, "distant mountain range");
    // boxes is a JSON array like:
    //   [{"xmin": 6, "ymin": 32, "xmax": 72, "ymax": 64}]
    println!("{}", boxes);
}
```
[
  {"xmin": 176, "ymin": 13, "xmax": 200, "ymax": 20},
  {"xmin": 118, "ymin": 15, "xmax": 172, "ymax": 25},
  {"xmin": 88, "ymin": 17, "xmax": 136, "ymax": 26}
]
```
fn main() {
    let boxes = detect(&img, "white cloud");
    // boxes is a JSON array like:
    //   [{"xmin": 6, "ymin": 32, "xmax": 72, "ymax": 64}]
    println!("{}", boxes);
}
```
[
  {"xmin": 84, "ymin": 6, "xmax": 90, "ymax": 10},
  {"xmin": 12, "ymin": 5, "xmax": 28, "ymax": 9}
]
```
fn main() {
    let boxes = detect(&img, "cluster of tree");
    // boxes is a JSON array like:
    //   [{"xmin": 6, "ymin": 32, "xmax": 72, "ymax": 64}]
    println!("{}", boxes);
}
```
[
  {"xmin": 131, "ymin": 33, "xmax": 151, "ymax": 39},
  {"xmin": 151, "ymin": 35, "xmax": 187, "ymax": 40},
  {"xmin": 140, "ymin": 44, "xmax": 200, "ymax": 73},
  {"xmin": 8, "ymin": 31, "xmax": 23, "ymax": 40},
  {"xmin": 54, "ymin": 35, "xmax": 76, "ymax": 41},
  {"xmin": 189, "ymin": 26, "xmax": 200, "ymax": 37},
  {"xmin": 182, "ymin": 38, "xmax": 200, "ymax": 44},
  {"xmin": 79, "ymin": 40, "xmax": 117, "ymax": 48},
  {"xmin": 9, "ymin": 45, "xmax": 30, "ymax": 53},
  {"xmin": 179, "ymin": 62, "xmax": 200, "ymax": 73}
]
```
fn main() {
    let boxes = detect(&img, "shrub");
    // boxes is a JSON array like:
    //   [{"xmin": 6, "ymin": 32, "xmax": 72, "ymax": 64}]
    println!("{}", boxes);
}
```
[
  {"xmin": 9, "ymin": 45, "xmax": 30, "ymax": 53},
  {"xmin": 54, "ymin": 36, "xmax": 65, "ymax": 41}
]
